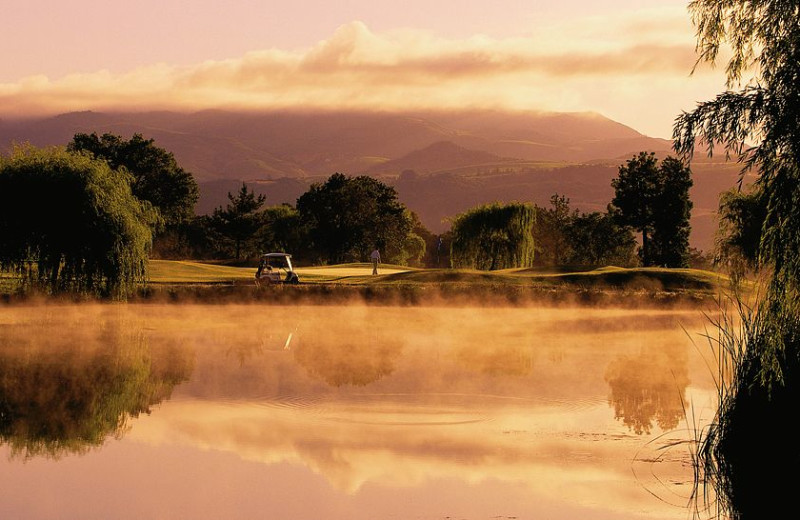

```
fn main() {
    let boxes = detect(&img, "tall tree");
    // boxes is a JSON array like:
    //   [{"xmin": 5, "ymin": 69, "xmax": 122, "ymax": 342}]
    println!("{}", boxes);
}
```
[
  {"xmin": 715, "ymin": 185, "xmax": 767, "ymax": 275},
  {"xmin": 673, "ymin": 2, "xmax": 800, "ymax": 516},
  {"xmin": 650, "ymin": 157, "xmax": 693, "ymax": 268},
  {"xmin": 610, "ymin": 152, "xmax": 660, "ymax": 266},
  {"xmin": 296, "ymin": 173, "xmax": 411, "ymax": 264},
  {"xmin": 674, "ymin": 0, "xmax": 800, "ymax": 288},
  {"xmin": 254, "ymin": 204, "xmax": 306, "ymax": 258},
  {"xmin": 68, "ymin": 133, "xmax": 199, "ymax": 227},
  {"xmin": 212, "ymin": 183, "xmax": 266, "ymax": 260},
  {"xmin": 534, "ymin": 194, "xmax": 576, "ymax": 265},
  {"xmin": 610, "ymin": 152, "xmax": 693, "ymax": 267},
  {"xmin": 450, "ymin": 202, "xmax": 536, "ymax": 270},
  {"xmin": 0, "ymin": 145, "xmax": 157, "ymax": 298}
]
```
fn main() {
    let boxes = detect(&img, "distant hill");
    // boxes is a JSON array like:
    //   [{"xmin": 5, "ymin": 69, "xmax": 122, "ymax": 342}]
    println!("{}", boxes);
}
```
[
  {"xmin": 366, "ymin": 140, "xmax": 511, "ymax": 175},
  {"xmin": 0, "ymin": 109, "xmax": 673, "ymax": 182},
  {"xmin": 0, "ymin": 108, "xmax": 742, "ymax": 252}
]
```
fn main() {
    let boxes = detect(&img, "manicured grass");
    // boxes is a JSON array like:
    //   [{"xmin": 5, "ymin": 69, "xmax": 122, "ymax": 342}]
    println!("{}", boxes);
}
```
[
  {"xmin": 147, "ymin": 260, "xmax": 728, "ymax": 294},
  {"xmin": 148, "ymin": 260, "xmax": 255, "ymax": 283},
  {"xmin": 147, "ymin": 260, "xmax": 415, "ymax": 284},
  {"xmin": 1, "ymin": 260, "xmax": 730, "ymax": 305}
]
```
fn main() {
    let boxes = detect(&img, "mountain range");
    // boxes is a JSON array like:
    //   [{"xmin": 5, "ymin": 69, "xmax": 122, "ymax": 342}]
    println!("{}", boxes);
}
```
[{"xmin": 0, "ymin": 109, "xmax": 747, "ymax": 251}]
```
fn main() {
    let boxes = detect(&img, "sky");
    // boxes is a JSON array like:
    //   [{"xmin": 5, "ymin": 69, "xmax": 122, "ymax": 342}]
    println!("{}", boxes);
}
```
[{"xmin": 0, "ymin": 0, "xmax": 729, "ymax": 138}]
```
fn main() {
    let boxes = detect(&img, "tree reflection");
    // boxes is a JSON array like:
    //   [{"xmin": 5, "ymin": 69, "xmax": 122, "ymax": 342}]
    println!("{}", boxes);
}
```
[
  {"xmin": 456, "ymin": 344, "xmax": 533, "ymax": 376},
  {"xmin": 604, "ymin": 345, "xmax": 689, "ymax": 435},
  {"xmin": 293, "ymin": 328, "xmax": 402, "ymax": 387},
  {"xmin": 0, "ymin": 319, "xmax": 193, "ymax": 459}
]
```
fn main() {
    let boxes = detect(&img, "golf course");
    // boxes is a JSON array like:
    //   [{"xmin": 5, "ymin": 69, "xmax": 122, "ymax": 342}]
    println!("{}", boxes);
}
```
[{"xmin": 133, "ymin": 259, "xmax": 732, "ymax": 307}]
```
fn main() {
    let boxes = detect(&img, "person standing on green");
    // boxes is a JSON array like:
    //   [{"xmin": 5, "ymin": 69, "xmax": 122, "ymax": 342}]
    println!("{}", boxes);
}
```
[{"xmin": 370, "ymin": 247, "xmax": 381, "ymax": 275}]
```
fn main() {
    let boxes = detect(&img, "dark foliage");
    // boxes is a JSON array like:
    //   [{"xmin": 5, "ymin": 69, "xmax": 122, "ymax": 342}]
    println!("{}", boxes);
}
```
[
  {"xmin": 0, "ymin": 145, "xmax": 157, "ymax": 298},
  {"xmin": 296, "ymin": 173, "xmax": 411, "ymax": 264},
  {"xmin": 68, "ymin": 132, "xmax": 199, "ymax": 227},
  {"xmin": 211, "ymin": 183, "xmax": 266, "ymax": 260},
  {"xmin": 610, "ymin": 152, "xmax": 693, "ymax": 267},
  {"xmin": 450, "ymin": 202, "xmax": 536, "ymax": 270}
]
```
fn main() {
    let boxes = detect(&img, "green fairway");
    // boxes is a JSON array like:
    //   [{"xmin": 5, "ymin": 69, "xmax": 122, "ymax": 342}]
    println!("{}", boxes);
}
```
[
  {"xmin": 148, "ymin": 260, "xmax": 255, "ymax": 283},
  {"xmin": 146, "ymin": 259, "xmax": 728, "ymax": 295},
  {"xmin": 146, "ymin": 260, "xmax": 414, "ymax": 284}
]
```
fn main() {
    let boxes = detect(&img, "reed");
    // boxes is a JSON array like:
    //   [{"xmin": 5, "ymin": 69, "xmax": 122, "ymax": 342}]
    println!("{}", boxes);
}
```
[{"xmin": 692, "ymin": 282, "xmax": 800, "ymax": 519}]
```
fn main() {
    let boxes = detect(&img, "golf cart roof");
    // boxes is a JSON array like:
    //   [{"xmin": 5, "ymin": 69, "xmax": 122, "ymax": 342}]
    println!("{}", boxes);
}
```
[{"xmin": 261, "ymin": 253, "xmax": 291, "ymax": 258}]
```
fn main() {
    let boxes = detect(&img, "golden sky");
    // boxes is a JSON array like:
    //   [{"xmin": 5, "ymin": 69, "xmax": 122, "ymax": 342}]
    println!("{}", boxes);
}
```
[{"xmin": 1, "ymin": 1, "xmax": 727, "ymax": 138}]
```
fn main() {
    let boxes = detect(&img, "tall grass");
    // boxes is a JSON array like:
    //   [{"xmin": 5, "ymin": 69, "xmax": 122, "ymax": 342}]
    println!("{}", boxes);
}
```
[{"xmin": 692, "ymin": 281, "xmax": 800, "ymax": 519}]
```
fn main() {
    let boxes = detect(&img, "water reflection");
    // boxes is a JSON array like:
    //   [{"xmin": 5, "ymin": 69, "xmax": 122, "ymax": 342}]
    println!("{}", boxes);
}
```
[
  {"xmin": 0, "ymin": 307, "xmax": 193, "ymax": 459},
  {"xmin": 605, "ymin": 343, "xmax": 690, "ymax": 434},
  {"xmin": 293, "ymin": 327, "xmax": 403, "ymax": 387},
  {"xmin": 0, "ymin": 303, "xmax": 716, "ymax": 520}
]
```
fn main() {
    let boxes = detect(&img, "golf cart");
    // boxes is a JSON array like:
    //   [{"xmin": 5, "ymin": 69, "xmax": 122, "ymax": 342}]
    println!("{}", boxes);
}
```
[{"xmin": 255, "ymin": 253, "xmax": 300, "ymax": 286}]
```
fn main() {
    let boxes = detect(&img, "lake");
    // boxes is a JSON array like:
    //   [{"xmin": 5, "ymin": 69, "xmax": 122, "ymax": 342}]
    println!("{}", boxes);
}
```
[{"xmin": 0, "ymin": 301, "xmax": 720, "ymax": 519}]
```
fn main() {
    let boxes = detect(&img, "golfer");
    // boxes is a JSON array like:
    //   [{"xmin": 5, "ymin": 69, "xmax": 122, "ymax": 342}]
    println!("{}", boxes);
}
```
[{"xmin": 370, "ymin": 248, "xmax": 381, "ymax": 275}]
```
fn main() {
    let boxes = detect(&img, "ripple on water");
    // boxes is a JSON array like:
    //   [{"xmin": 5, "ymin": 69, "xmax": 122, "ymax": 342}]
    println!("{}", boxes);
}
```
[
  {"xmin": 225, "ymin": 392, "xmax": 609, "ymax": 427},
  {"xmin": 631, "ymin": 428, "xmax": 701, "ymax": 510}
]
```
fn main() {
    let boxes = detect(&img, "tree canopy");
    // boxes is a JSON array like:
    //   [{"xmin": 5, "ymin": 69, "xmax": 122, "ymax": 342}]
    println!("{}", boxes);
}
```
[
  {"xmin": 714, "ymin": 185, "xmax": 766, "ymax": 275},
  {"xmin": 0, "ymin": 145, "xmax": 158, "ymax": 298},
  {"xmin": 566, "ymin": 211, "xmax": 637, "ymax": 267},
  {"xmin": 296, "ymin": 173, "xmax": 411, "ymax": 264},
  {"xmin": 610, "ymin": 152, "xmax": 693, "ymax": 267},
  {"xmin": 673, "ymin": 3, "xmax": 800, "ymax": 516},
  {"xmin": 68, "ymin": 132, "xmax": 199, "ymax": 227},
  {"xmin": 450, "ymin": 202, "xmax": 536, "ymax": 270},
  {"xmin": 674, "ymin": 0, "xmax": 800, "ymax": 290},
  {"xmin": 533, "ymin": 194, "xmax": 576, "ymax": 265},
  {"xmin": 211, "ymin": 182, "xmax": 266, "ymax": 260}
]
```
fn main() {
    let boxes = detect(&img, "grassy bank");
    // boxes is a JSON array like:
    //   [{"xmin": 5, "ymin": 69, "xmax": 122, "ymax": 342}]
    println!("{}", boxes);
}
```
[
  {"xmin": 138, "ymin": 260, "xmax": 727, "ymax": 307},
  {"xmin": 1, "ymin": 260, "xmax": 729, "ymax": 307}
]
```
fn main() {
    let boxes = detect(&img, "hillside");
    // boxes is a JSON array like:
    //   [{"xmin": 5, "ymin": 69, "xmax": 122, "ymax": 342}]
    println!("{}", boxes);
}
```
[
  {"xmin": 0, "ymin": 108, "xmax": 744, "ymax": 251},
  {"xmin": 0, "ymin": 109, "xmax": 673, "ymax": 182},
  {"xmin": 366, "ymin": 140, "xmax": 511, "ymax": 175}
]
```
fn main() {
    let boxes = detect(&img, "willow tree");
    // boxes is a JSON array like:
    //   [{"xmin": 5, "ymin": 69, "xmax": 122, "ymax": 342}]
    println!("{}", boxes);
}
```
[
  {"xmin": 674, "ymin": 0, "xmax": 800, "ymax": 291},
  {"xmin": 673, "ymin": 1, "xmax": 800, "ymax": 517},
  {"xmin": 0, "ymin": 145, "xmax": 158, "ymax": 298},
  {"xmin": 450, "ymin": 202, "xmax": 535, "ymax": 270}
]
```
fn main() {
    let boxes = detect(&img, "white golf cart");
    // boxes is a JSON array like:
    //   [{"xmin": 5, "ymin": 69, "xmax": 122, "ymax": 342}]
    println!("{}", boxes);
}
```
[{"xmin": 255, "ymin": 253, "xmax": 300, "ymax": 286}]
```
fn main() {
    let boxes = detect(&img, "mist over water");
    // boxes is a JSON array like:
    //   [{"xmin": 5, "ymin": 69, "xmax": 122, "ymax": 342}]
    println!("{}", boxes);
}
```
[{"xmin": 0, "ymin": 302, "xmax": 718, "ymax": 519}]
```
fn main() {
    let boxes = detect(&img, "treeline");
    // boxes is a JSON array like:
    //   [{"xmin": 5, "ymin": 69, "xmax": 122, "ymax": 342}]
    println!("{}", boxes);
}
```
[
  {"xmin": 167, "ymin": 173, "xmax": 429, "ymax": 267},
  {"xmin": 167, "ymin": 152, "xmax": 697, "ymax": 272},
  {"xmin": 1, "ymin": 131, "xmax": 703, "ymax": 297}
]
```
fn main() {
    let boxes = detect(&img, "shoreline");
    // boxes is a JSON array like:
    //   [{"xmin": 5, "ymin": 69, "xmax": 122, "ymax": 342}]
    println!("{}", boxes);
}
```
[{"xmin": 1, "ymin": 281, "xmax": 722, "ymax": 309}]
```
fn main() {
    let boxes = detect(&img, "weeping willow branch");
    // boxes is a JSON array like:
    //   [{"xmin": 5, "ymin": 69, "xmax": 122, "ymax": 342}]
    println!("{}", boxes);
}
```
[{"xmin": 450, "ymin": 202, "xmax": 535, "ymax": 270}]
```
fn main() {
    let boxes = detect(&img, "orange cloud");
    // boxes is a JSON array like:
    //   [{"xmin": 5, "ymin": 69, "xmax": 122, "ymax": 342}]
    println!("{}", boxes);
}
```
[{"xmin": 0, "ymin": 17, "xmax": 725, "ymax": 137}]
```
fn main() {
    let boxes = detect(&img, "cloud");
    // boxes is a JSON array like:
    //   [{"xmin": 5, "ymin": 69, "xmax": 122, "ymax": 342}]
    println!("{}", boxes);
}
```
[{"xmin": 0, "ymin": 17, "xmax": 725, "ymax": 137}]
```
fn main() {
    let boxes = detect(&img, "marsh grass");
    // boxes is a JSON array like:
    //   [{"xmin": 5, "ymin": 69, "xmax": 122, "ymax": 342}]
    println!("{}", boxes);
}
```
[{"xmin": 690, "ymin": 283, "xmax": 800, "ymax": 519}]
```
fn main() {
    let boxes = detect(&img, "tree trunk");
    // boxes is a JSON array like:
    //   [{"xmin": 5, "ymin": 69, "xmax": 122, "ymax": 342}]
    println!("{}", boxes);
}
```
[{"xmin": 642, "ymin": 229, "xmax": 649, "ymax": 267}]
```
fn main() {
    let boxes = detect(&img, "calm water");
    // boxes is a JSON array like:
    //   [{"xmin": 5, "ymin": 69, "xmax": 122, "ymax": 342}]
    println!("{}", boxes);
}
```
[{"xmin": 0, "ymin": 302, "xmax": 719, "ymax": 520}]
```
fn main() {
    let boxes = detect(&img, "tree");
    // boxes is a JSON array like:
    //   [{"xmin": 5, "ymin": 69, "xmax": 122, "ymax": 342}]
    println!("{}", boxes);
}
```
[
  {"xmin": 672, "ymin": 3, "xmax": 800, "ymax": 516},
  {"xmin": 610, "ymin": 152, "xmax": 660, "ymax": 266},
  {"xmin": 565, "ymin": 212, "xmax": 637, "ymax": 267},
  {"xmin": 610, "ymin": 152, "xmax": 693, "ymax": 267},
  {"xmin": 450, "ymin": 202, "xmax": 535, "ymax": 270},
  {"xmin": 211, "ymin": 183, "xmax": 266, "ymax": 260},
  {"xmin": 674, "ymin": 0, "xmax": 800, "ymax": 289},
  {"xmin": 68, "ymin": 132, "xmax": 199, "ymax": 227},
  {"xmin": 533, "ymin": 194, "xmax": 576, "ymax": 265},
  {"xmin": 714, "ymin": 185, "xmax": 767, "ymax": 275},
  {"xmin": 0, "ymin": 145, "xmax": 158, "ymax": 298},
  {"xmin": 650, "ymin": 157, "xmax": 693, "ymax": 268},
  {"xmin": 254, "ymin": 204, "xmax": 306, "ymax": 258},
  {"xmin": 296, "ymin": 173, "xmax": 411, "ymax": 264}
]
